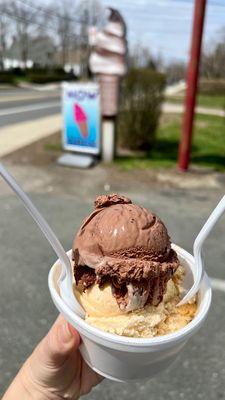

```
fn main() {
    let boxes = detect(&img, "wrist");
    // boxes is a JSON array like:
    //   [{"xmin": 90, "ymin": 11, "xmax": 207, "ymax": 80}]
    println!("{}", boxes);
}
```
[
  {"xmin": 18, "ymin": 365, "xmax": 48, "ymax": 400},
  {"xmin": 3, "ymin": 361, "xmax": 54, "ymax": 400},
  {"xmin": 19, "ymin": 359, "xmax": 58, "ymax": 400},
  {"xmin": 2, "ymin": 371, "xmax": 43, "ymax": 400}
]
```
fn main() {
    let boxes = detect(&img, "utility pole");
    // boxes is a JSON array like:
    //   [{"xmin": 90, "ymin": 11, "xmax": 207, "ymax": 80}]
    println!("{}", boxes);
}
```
[
  {"xmin": 80, "ymin": 8, "xmax": 89, "ymax": 78},
  {"xmin": 178, "ymin": 0, "xmax": 207, "ymax": 171}
]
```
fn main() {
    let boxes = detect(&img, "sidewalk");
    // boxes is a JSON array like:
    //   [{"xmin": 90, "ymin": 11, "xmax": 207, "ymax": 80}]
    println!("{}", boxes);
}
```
[
  {"xmin": 0, "ymin": 82, "xmax": 61, "ymax": 92},
  {"xmin": 0, "ymin": 94, "xmax": 223, "ymax": 160},
  {"xmin": 0, "ymin": 91, "xmax": 59, "ymax": 103},
  {"xmin": 18, "ymin": 82, "xmax": 61, "ymax": 91},
  {"xmin": 0, "ymin": 114, "xmax": 61, "ymax": 157},
  {"xmin": 163, "ymin": 102, "xmax": 225, "ymax": 117}
]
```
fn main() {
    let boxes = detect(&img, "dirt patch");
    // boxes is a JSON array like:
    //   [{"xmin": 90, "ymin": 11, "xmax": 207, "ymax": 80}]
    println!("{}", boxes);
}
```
[
  {"xmin": 196, "ymin": 120, "xmax": 208, "ymax": 129},
  {"xmin": 3, "ymin": 129, "xmax": 225, "ymax": 192},
  {"xmin": 3, "ymin": 131, "xmax": 62, "ymax": 166},
  {"xmin": 160, "ymin": 113, "xmax": 181, "ymax": 126}
]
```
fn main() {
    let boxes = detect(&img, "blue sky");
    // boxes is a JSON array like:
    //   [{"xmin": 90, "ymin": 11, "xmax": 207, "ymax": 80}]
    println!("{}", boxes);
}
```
[{"xmin": 101, "ymin": 0, "xmax": 225, "ymax": 62}]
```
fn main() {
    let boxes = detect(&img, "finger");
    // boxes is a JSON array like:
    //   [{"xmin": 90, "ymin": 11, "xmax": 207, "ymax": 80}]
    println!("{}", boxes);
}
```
[
  {"xmin": 37, "ymin": 314, "xmax": 80, "ymax": 367},
  {"xmin": 80, "ymin": 361, "xmax": 104, "ymax": 396}
]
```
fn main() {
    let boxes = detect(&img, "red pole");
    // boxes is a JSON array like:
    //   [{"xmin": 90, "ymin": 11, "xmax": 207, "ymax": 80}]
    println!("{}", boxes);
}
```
[{"xmin": 178, "ymin": 0, "xmax": 207, "ymax": 171}]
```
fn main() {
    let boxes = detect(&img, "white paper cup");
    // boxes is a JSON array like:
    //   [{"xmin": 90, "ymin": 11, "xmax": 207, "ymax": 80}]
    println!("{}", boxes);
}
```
[{"xmin": 48, "ymin": 244, "xmax": 211, "ymax": 382}]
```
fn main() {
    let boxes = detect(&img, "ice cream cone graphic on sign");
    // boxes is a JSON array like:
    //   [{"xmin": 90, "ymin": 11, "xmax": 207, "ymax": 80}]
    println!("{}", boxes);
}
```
[{"xmin": 74, "ymin": 103, "xmax": 88, "ymax": 138}]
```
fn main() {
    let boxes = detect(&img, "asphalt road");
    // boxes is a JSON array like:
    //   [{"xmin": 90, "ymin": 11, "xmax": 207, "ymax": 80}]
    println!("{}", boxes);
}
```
[
  {"xmin": 0, "ymin": 87, "xmax": 60, "ymax": 127},
  {"xmin": 0, "ymin": 87, "xmax": 224, "ymax": 129},
  {"xmin": 0, "ymin": 163, "xmax": 225, "ymax": 399}
]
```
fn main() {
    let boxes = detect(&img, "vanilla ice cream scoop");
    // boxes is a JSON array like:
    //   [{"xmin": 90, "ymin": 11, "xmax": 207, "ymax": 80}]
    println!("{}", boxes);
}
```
[{"xmin": 74, "ymin": 266, "xmax": 197, "ymax": 338}]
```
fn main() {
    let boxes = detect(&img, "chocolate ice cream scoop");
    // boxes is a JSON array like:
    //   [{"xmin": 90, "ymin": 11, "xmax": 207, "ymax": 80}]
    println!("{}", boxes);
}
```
[{"xmin": 73, "ymin": 194, "xmax": 179, "ymax": 311}]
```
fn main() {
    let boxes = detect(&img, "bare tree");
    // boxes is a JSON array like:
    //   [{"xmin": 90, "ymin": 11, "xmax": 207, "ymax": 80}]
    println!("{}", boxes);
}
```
[
  {"xmin": 0, "ymin": 1, "xmax": 10, "ymax": 69},
  {"xmin": 201, "ymin": 39, "xmax": 225, "ymax": 79},
  {"xmin": 0, "ymin": 0, "xmax": 104, "ymax": 70},
  {"xmin": 129, "ymin": 43, "xmax": 163, "ymax": 71},
  {"xmin": 78, "ymin": 6, "xmax": 89, "ymax": 77},
  {"xmin": 4, "ymin": 0, "xmax": 39, "ymax": 67},
  {"xmin": 77, "ymin": 0, "xmax": 103, "ymax": 77},
  {"xmin": 87, "ymin": 0, "xmax": 103, "ymax": 25},
  {"xmin": 166, "ymin": 61, "xmax": 186, "ymax": 84},
  {"xmin": 129, "ymin": 44, "xmax": 151, "ymax": 68},
  {"xmin": 47, "ymin": 0, "xmax": 78, "ymax": 66}
]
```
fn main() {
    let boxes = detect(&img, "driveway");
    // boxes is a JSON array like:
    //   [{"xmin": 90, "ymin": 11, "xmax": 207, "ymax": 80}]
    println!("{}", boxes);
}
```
[{"xmin": 0, "ymin": 161, "xmax": 225, "ymax": 399}]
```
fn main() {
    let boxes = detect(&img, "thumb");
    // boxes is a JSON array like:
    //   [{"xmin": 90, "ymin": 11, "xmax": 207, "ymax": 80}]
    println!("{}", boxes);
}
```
[
  {"xmin": 39, "ymin": 314, "xmax": 80, "ymax": 367},
  {"xmin": 21, "ymin": 315, "xmax": 81, "ymax": 393}
]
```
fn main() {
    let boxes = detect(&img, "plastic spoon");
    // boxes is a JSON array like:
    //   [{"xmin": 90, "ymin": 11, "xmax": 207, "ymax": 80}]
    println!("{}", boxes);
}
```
[
  {"xmin": 178, "ymin": 195, "xmax": 225, "ymax": 306},
  {"xmin": 0, "ymin": 163, "xmax": 85, "ymax": 318}
]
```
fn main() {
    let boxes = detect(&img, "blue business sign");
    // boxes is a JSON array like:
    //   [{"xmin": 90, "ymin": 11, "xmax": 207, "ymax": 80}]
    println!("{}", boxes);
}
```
[{"xmin": 62, "ymin": 82, "xmax": 100, "ymax": 154}]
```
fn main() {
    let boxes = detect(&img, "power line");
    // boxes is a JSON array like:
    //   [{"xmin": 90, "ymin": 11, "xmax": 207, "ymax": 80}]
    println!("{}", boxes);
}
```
[
  {"xmin": 1, "ymin": 9, "xmax": 82, "ymax": 40},
  {"xmin": 1, "ymin": 10, "xmax": 200, "ymax": 37},
  {"xmin": 8, "ymin": 0, "xmax": 225, "ymax": 31},
  {"xmin": 16, "ymin": 0, "xmax": 86, "ymax": 25},
  {"xmin": 2, "ymin": 1, "xmax": 223, "ymax": 39},
  {"xmin": 172, "ymin": 0, "xmax": 225, "ymax": 6}
]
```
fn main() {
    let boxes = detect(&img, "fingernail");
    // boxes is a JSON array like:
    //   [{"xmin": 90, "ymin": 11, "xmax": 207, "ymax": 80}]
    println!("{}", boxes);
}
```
[
  {"xmin": 67, "ymin": 323, "xmax": 77, "ymax": 337},
  {"xmin": 58, "ymin": 322, "xmax": 73, "ymax": 343}
]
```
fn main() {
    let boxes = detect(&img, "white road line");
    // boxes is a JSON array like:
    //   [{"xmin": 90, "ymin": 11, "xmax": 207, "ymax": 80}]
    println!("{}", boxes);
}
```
[
  {"xmin": 0, "ymin": 93, "xmax": 60, "ymax": 103},
  {"xmin": 0, "ymin": 101, "xmax": 59, "ymax": 117},
  {"xmin": 210, "ymin": 277, "xmax": 225, "ymax": 292}
]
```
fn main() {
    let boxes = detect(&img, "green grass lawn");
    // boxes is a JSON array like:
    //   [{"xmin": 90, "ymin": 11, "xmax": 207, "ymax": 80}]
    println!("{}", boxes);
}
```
[
  {"xmin": 197, "ymin": 94, "xmax": 225, "ymax": 109},
  {"xmin": 116, "ymin": 113, "xmax": 225, "ymax": 171},
  {"xmin": 166, "ymin": 94, "xmax": 225, "ymax": 110}
]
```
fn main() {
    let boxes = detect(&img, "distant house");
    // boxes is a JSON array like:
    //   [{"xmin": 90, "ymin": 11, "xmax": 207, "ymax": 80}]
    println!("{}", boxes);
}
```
[
  {"xmin": 5, "ymin": 36, "xmax": 84, "ymax": 76},
  {"xmin": 29, "ymin": 36, "xmax": 56, "ymax": 66},
  {"xmin": 7, "ymin": 35, "xmax": 56, "ymax": 68}
]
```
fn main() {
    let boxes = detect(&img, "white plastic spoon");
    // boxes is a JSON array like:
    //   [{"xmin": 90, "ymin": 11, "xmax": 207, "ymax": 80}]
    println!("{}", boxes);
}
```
[
  {"xmin": 0, "ymin": 163, "xmax": 85, "ymax": 318},
  {"xmin": 178, "ymin": 195, "xmax": 225, "ymax": 305}
]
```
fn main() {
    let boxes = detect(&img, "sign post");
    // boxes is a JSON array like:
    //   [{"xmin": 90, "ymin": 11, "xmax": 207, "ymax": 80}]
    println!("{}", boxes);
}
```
[
  {"xmin": 58, "ymin": 82, "xmax": 100, "ymax": 168},
  {"xmin": 178, "ymin": 0, "xmax": 207, "ymax": 171}
]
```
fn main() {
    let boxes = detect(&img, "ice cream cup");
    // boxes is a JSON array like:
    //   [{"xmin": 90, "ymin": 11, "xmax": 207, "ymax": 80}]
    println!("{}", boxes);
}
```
[{"xmin": 48, "ymin": 244, "xmax": 211, "ymax": 382}]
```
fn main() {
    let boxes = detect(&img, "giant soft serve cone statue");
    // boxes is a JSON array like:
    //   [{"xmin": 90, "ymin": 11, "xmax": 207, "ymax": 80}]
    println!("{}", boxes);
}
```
[{"xmin": 89, "ymin": 8, "xmax": 128, "ymax": 162}]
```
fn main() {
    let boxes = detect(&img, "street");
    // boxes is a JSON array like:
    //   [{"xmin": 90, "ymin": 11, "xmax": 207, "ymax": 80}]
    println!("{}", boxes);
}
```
[
  {"xmin": 1, "ymin": 86, "xmax": 224, "ymax": 130},
  {"xmin": 0, "ymin": 161, "xmax": 225, "ymax": 399},
  {"xmin": 0, "ymin": 87, "xmax": 60, "ymax": 127}
]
